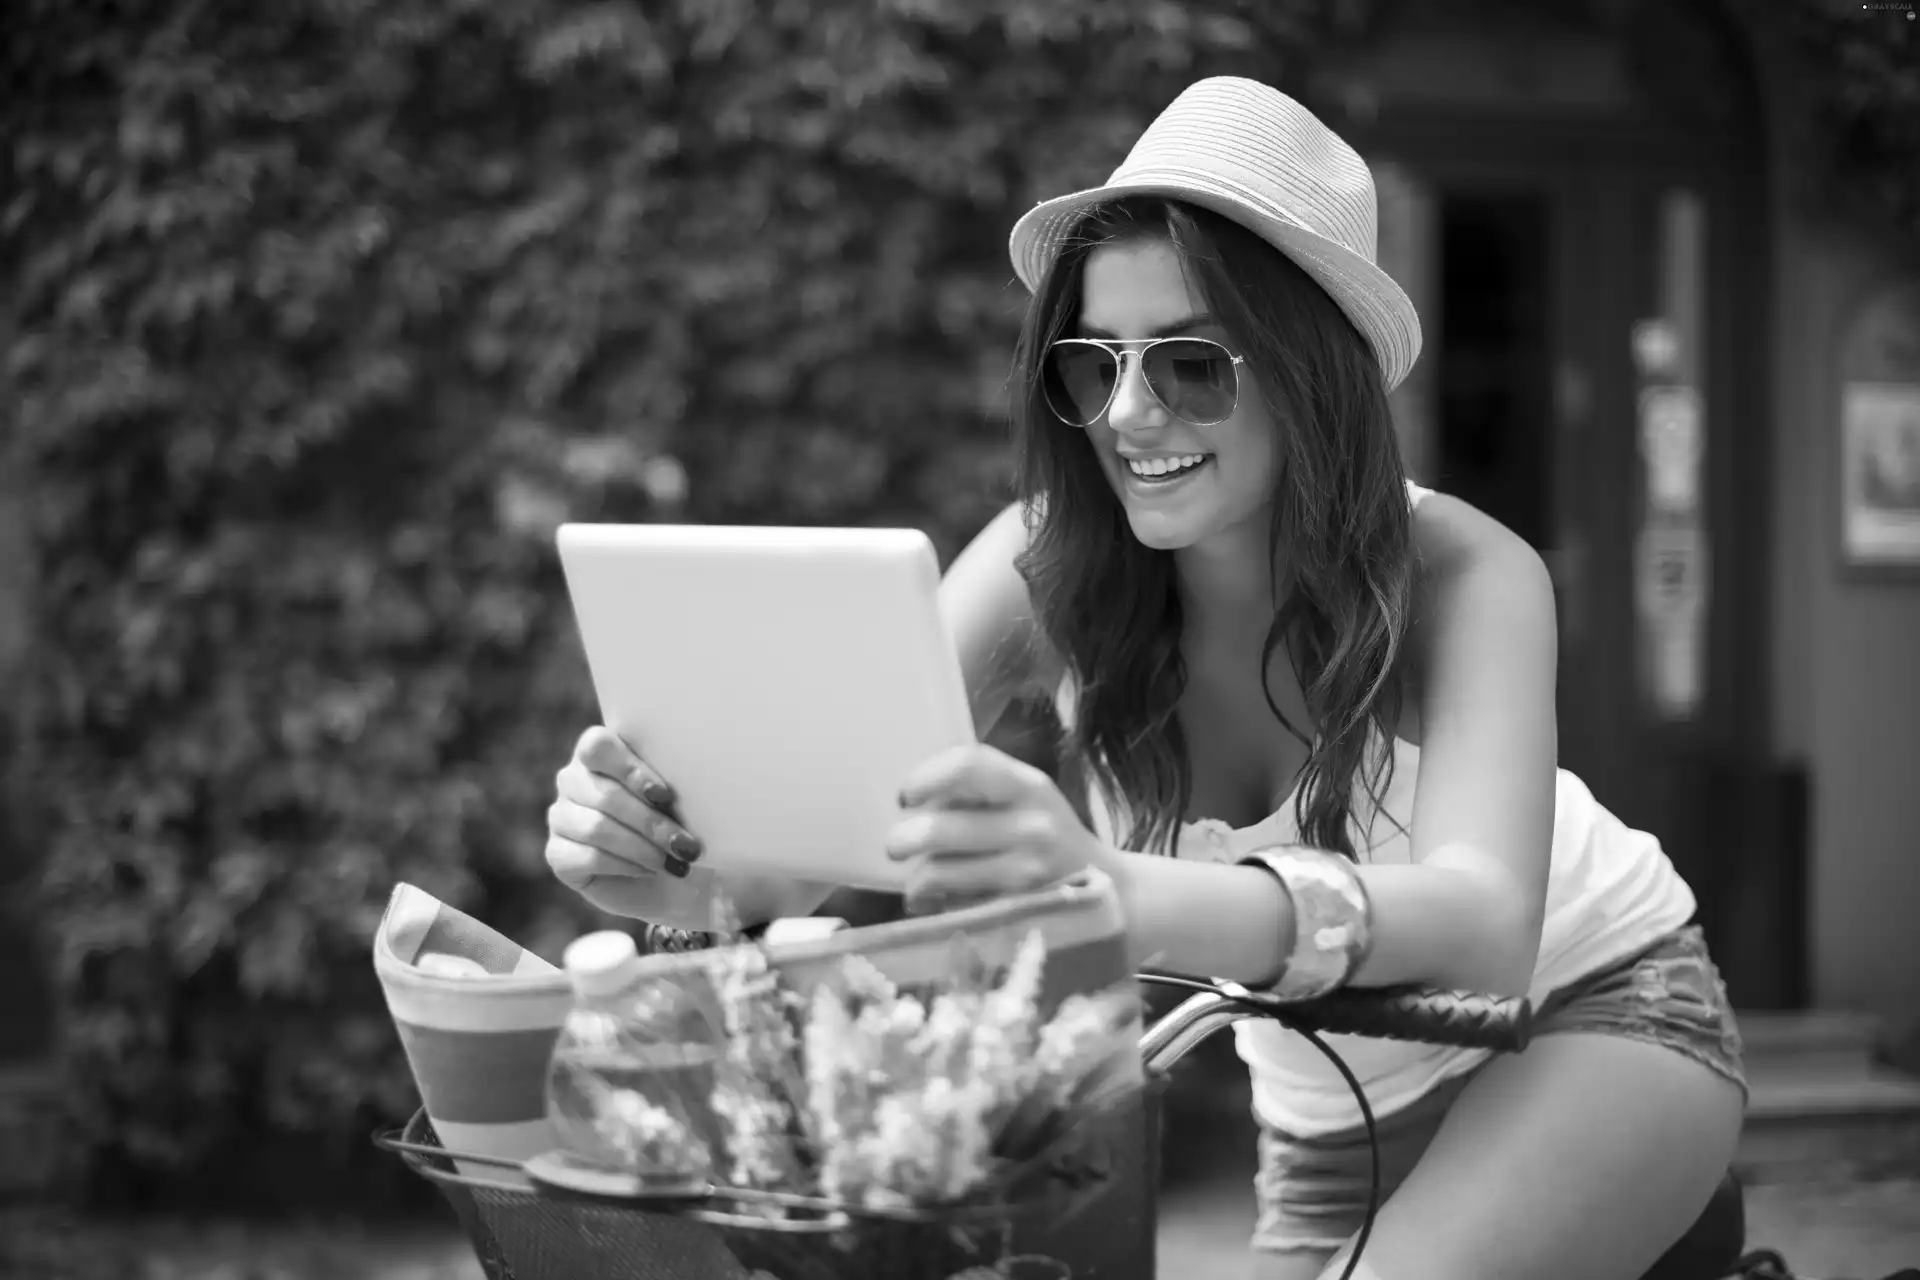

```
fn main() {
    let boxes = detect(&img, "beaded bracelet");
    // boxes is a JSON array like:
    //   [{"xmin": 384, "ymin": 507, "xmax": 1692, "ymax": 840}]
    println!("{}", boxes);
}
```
[
  {"xmin": 1237, "ymin": 844, "xmax": 1375, "ymax": 1000},
  {"xmin": 640, "ymin": 922, "xmax": 773, "ymax": 954},
  {"xmin": 639, "ymin": 924, "xmax": 721, "ymax": 954},
  {"xmin": 639, "ymin": 918, "xmax": 827, "ymax": 955}
]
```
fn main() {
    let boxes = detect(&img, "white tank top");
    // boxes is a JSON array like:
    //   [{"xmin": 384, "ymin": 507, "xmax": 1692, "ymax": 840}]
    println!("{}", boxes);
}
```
[{"xmin": 1066, "ymin": 483, "xmax": 1698, "ymax": 1136}]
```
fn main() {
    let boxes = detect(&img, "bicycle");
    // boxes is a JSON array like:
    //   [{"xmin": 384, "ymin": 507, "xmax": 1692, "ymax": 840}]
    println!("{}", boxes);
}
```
[{"xmin": 377, "ymin": 964, "xmax": 1788, "ymax": 1280}]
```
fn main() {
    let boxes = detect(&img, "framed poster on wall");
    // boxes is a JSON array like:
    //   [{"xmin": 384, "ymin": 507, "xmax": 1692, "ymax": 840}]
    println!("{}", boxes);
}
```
[
  {"xmin": 1838, "ymin": 280, "xmax": 1920, "ymax": 578},
  {"xmin": 1841, "ymin": 381, "xmax": 1920, "ymax": 572}
]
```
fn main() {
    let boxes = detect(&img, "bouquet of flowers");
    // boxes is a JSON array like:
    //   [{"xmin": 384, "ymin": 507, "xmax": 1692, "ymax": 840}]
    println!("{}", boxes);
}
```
[{"xmin": 561, "ymin": 913, "xmax": 1142, "ymax": 1280}]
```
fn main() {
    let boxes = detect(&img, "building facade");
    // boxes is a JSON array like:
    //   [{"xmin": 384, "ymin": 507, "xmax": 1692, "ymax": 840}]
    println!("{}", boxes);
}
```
[{"xmin": 1343, "ymin": 0, "xmax": 1920, "ymax": 1023}]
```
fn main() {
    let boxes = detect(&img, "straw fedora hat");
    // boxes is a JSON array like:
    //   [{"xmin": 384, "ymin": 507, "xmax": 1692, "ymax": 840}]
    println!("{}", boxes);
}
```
[{"xmin": 1007, "ymin": 76, "xmax": 1423, "ymax": 392}]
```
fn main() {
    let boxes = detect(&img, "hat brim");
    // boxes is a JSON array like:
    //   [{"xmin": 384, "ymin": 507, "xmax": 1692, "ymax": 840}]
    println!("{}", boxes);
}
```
[{"xmin": 1007, "ymin": 177, "xmax": 1423, "ymax": 392}]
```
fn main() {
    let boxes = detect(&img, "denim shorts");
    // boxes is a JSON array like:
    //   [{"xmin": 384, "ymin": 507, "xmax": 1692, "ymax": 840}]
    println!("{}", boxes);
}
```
[{"xmin": 1250, "ymin": 924, "xmax": 1748, "ymax": 1253}]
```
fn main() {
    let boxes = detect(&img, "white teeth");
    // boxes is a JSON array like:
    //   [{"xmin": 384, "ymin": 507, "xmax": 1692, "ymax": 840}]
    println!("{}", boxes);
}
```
[{"xmin": 1127, "ymin": 454, "xmax": 1207, "ymax": 477}]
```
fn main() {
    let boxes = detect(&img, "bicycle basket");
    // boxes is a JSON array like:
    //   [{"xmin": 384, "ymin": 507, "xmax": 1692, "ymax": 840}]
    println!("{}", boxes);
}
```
[
  {"xmin": 373, "ymin": 873, "xmax": 1151, "ymax": 1278},
  {"xmin": 380, "ymin": 1109, "xmax": 1081, "ymax": 1280}
]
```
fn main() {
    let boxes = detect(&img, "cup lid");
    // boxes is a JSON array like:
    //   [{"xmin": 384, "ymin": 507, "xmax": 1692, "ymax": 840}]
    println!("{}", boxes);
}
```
[{"xmin": 562, "ymin": 930, "xmax": 642, "ymax": 998}]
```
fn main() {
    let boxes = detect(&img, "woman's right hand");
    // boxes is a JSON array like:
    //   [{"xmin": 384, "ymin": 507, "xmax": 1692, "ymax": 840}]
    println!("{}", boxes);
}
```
[
  {"xmin": 545, "ymin": 725, "xmax": 712, "ymax": 924},
  {"xmin": 544, "ymin": 725, "xmax": 837, "ymax": 929}
]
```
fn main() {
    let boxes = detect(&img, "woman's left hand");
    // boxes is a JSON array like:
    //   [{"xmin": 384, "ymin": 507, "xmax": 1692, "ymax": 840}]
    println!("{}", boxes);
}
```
[{"xmin": 886, "ymin": 743, "xmax": 1108, "ymax": 915}]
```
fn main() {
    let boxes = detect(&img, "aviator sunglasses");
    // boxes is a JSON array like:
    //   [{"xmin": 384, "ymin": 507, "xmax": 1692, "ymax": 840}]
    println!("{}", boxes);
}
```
[{"xmin": 1042, "ymin": 336, "xmax": 1246, "ymax": 428}]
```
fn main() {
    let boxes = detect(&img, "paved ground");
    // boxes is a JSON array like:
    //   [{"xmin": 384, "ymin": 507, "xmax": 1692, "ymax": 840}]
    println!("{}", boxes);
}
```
[
  {"xmin": 1155, "ymin": 1151, "xmax": 1920, "ymax": 1279},
  {"xmin": 3, "ymin": 1175, "xmax": 1918, "ymax": 1279},
  {"xmin": 4, "ymin": 1172, "xmax": 1917, "ymax": 1280}
]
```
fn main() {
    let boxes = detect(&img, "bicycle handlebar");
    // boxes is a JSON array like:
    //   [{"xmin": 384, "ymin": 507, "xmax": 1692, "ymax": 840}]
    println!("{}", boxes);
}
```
[
  {"xmin": 703, "ymin": 917, "xmax": 1535, "ymax": 1068},
  {"xmin": 1136, "ymin": 972, "xmax": 1532, "ymax": 1073}
]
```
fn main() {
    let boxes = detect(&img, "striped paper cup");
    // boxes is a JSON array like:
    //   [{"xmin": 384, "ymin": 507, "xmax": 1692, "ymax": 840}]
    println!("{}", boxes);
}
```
[{"xmin": 374, "ymin": 883, "xmax": 576, "ymax": 1181}]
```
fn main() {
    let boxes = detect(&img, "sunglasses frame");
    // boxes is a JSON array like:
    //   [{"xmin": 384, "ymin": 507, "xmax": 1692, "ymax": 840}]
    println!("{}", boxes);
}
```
[{"xmin": 1043, "ymin": 336, "xmax": 1247, "ymax": 427}]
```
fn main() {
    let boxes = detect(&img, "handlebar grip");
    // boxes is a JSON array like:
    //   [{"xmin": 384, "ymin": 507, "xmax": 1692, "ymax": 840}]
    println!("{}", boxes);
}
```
[{"xmin": 1235, "ymin": 984, "xmax": 1533, "ymax": 1052}]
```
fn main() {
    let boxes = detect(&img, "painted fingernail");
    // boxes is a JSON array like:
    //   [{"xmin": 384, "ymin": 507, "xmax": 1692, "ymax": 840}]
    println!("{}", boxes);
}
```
[
  {"xmin": 668, "ymin": 832, "xmax": 703, "ymax": 860},
  {"xmin": 884, "ymin": 817, "xmax": 925, "ymax": 860},
  {"xmin": 664, "ymin": 856, "xmax": 691, "ymax": 879},
  {"xmin": 907, "ymin": 813, "xmax": 940, "ymax": 846},
  {"xmin": 641, "ymin": 780, "xmax": 675, "ymax": 807}
]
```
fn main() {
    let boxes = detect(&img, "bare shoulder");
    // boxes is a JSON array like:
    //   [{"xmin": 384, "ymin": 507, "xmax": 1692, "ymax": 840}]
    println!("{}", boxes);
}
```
[
  {"xmin": 1398, "ymin": 490, "xmax": 1558, "ymax": 739},
  {"xmin": 940, "ymin": 501, "xmax": 1063, "ymax": 736},
  {"xmin": 1412, "ymin": 489, "xmax": 1549, "ymax": 577}
]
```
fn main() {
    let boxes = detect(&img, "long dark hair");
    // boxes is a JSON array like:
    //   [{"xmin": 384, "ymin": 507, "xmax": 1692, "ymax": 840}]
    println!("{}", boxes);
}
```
[{"xmin": 1012, "ymin": 197, "xmax": 1415, "ymax": 858}]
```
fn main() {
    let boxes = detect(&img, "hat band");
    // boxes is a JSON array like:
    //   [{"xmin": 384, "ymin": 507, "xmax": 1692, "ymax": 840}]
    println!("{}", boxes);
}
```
[{"xmin": 1100, "ymin": 160, "xmax": 1372, "ymax": 261}]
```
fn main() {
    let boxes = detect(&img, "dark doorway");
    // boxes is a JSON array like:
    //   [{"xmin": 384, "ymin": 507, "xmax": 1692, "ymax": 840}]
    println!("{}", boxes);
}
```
[{"xmin": 1433, "ymin": 193, "xmax": 1554, "ymax": 550}]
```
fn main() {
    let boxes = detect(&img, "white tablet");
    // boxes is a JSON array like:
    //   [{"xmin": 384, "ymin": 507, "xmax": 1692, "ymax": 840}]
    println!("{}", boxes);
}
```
[{"xmin": 555, "ymin": 523, "xmax": 976, "ymax": 890}]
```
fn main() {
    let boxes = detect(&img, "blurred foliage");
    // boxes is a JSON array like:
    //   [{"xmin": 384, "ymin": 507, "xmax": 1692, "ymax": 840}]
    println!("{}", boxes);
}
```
[
  {"xmin": 1, "ymin": 0, "xmax": 1366, "ymax": 1194},
  {"xmin": 1786, "ymin": 0, "xmax": 1920, "ymax": 245},
  {"xmin": 0, "ymin": 1205, "xmax": 481, "ymax": 1280},
  {"xmin": 2, "ymin": 0, "xmax": 1913, "ymax": 1199}
]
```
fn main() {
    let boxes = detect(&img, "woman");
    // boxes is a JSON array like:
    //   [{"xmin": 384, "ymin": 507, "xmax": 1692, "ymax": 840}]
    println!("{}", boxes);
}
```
[{"xmin": 545, "ymin": 78, "xmax": 1745, "ymax": 1280}]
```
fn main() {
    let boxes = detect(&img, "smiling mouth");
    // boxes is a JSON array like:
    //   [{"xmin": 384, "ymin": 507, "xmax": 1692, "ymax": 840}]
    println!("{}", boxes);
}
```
[{"xmin": 1124, "ymin": 453, "xmax": 1211, "ymax": 481}]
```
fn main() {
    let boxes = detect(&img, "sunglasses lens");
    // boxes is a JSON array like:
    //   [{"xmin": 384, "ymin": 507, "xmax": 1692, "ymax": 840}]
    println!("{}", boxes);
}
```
[
  {"xmin": 1143, "ymin": 339, "xmax": 1238, "ymax": 425},
  {"xmin": 1043, "ymin": 343, "xmax": 1118, "ymax": 426}
]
